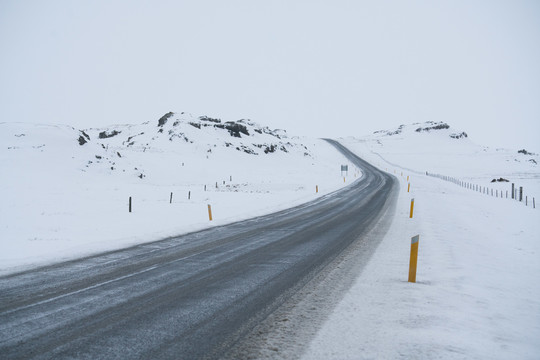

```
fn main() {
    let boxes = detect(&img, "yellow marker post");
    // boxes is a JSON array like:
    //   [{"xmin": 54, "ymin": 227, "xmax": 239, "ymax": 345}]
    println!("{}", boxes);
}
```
[
  {"xmin": 408, "ymin": 235, "xmax": 420, "ymax": 283},
  {"xmin": 409, "ymin": 198, "xmax": 415, "ymax": 218},
  {"xmin": 316, "ymin": 185, "xmax": 318, "ymax": 193},
  {"xmin": 407, "ymin": 183, "xmax": 411, "ymax": 193},
  {"xmin": 407, "ymin": 175, "xmax": 409, "ymax": 182},
  {"xmin": 344, "ymin": 177, "xmax": 346, "ymax": 183},
  {"xmin": 207, "ymin": 204, "xmax": 213, "ymax": 221}
]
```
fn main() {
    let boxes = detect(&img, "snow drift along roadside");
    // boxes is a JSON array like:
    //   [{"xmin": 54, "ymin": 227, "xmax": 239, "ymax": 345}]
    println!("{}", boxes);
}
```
[
  {"xmin": 0, "ymin": 116, "xmax": 360, "ymax": 275},
  {"xmin": 302, "ymin": 135, "xmax": 540, "ymax": 359}
]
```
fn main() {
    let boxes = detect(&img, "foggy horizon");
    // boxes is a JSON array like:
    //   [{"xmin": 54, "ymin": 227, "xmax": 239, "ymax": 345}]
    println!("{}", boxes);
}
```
[{"xmin": 1, "ymin": 0, "xmax": 539, "ymax": 151}]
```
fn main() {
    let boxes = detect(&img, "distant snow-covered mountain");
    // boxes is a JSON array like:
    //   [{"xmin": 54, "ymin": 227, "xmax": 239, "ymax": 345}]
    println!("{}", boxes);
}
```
[
  {"xmin": 372, "ymin": 121, "xmax": 469, "ymax": 140},
  {"xmin": 344, "ymin": 120, "xmax": 538, "ymax": 184},
  {"xmin": 2, "ymin": 112, "xmax": 313, "ymax": 181},
  {"xmin": 80, "ymin": 112, "xmax": 305, "ymax": 156}
]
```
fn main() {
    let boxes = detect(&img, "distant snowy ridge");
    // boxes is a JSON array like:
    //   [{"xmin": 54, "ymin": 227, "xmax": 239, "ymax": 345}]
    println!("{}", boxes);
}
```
[
  {"xmin": 81, "ymin": 112, "xmax": 301, "ymax": 155},
  {"xmin": 373, "ymin": 121, "xmax": 468, "ymax": 139},
  {"xmin": 2, "ymin": 112, "xmax": 312, "ymax": 181},
  {"xmin": 358, "ymin": 120, "xmax": 538, "ymax": 170},
  {"xmin": 344, "ymin": 120, "xmax": 539, "ymax": 208}
]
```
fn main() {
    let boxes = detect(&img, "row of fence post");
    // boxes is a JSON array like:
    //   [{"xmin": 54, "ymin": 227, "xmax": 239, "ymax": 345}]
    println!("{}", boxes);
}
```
[
  {"xmin": 424, "ymin": 172, "xmax": 535, "ymax": 209},
  {"xmin": 126, "ymin": 176, "xmax": 334, "ymax": 218},
  {"xmin": 392, "ymin": 165, "xmax": 537, "ymax": 286}
]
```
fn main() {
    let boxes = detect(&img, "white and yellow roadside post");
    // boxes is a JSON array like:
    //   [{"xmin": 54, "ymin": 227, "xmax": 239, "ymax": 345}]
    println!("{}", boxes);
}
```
[
  {"xmin": 207, "ymin": 204, "xmax": 213, "ymax": 221},
  {"xmin": 408, "ymin": 235, "xmax": 420, "ymax": 283}
]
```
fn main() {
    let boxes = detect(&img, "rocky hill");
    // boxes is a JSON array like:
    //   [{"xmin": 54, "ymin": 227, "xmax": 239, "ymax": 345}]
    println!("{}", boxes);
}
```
[{"xmin": 2, "ymin": 112, "xmax": 313, "ymax": 181}]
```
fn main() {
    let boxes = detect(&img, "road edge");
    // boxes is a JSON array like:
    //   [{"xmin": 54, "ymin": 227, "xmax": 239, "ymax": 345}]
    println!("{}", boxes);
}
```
[{"xmin": 223, "ymin": 154, "xmax": 400, "ymax": 359}]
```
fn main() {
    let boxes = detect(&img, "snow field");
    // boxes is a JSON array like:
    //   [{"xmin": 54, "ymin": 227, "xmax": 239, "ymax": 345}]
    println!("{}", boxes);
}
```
[
  {"xmin": 3, "ymin": 120, "xmax": 539, "ymax": 358},
  {"xmin": 343, "ymin": 121, "xmax": 539, "ymax": 206},
  {"xmin": 0, "ymin": 128, "xmax": 360, "ymax": 275},
  {"xmin": 302, "ymin": 146, "xmax": 540, "ymax": 359}
]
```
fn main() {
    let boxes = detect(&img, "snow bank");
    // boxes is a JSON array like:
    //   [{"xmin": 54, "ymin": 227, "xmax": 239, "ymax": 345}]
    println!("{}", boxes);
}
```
[
  {"xmin": 0, "ymin": 116, "xmax": 360, "ymax": 275},
  {"xmin": 303, "ymin": 124, "xmax": 540, "ymax": 359}
]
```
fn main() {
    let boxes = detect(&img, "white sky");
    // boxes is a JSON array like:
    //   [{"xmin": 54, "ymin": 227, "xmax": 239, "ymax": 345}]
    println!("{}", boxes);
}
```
[{"xmin": 1, "ymin": 0, "xmax": 539, "ymax": 151}]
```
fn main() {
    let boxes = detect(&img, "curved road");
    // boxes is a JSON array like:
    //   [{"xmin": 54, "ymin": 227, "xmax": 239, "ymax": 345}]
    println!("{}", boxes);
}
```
[{"xmin": 0, "ymin": 140, "xmax": 397, "ymax": 359}]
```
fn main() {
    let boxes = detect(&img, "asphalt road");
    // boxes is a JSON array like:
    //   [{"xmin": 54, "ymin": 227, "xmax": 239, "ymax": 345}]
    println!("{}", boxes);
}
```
[{"xmin": 0, "ymin": 140, "xmax": 397, "ymax": 359}]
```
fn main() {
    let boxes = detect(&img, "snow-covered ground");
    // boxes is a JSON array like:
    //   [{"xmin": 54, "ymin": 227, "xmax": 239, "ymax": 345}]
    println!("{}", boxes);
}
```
[
  {"xmin": 303, "ymin": 123, "xmax": 540, "ymax": 359},
  {"xmin": 351, "ymin": 121, "xmax": 539, "ymax": 202},
  {"xmin": 2, "ymin": 117, "xmax": 539, "ymax": 358},
  {"xmin": 0, "ymin": 113, "xmax": 358, "ymax": 275}
]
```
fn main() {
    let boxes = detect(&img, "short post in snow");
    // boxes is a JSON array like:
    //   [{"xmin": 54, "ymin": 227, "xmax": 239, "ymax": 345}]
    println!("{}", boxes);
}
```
[
  {"xmin": 230, "ymin": 175, "xmax": 232, "ymax": 181},
  {"xmin": 344, "ymin": 177, "xmax": 346, "ymax": 183},
  {"xmin": 316, "ymin": 185, "xmax": 318, "ymax": 193},
  {"xmin": 408, "ymin": 235, "xmax": 420, "ymax": 283},
  {"xmin": 409, "ymin": 199, "xmax": 415, "ymax": 218},
  {"xmin": 207, "ymin": 204, "xmax": 213, "ymax": 221},
  {"xmin": 520, "ymin": 187, "xmax": 523, "ymax": 202},
  {"xmin": 170, "ymin": 192, "xmax": 173, "ymax": 204},
  {"xmin": 512, "ymin": 183, "xmax": 515, "ymax": 199},
  {"xmin": 407, "ymin": 175, "xmax": 409, "ymax": 182},
  {"xmin": 533, "ymin": 197, "xmax": 536, "ymax": 209},
  {"xmin": 188, "ymin": 191, "xmax": 191, "ymax": 200},
  {"xmin": 407, "ymin": 183, "xmax": 411, "ymax": 193},
  {"xmin": 526, "ymin": 196, "xmax": 528, "ymax": 206},
  {"xmin": 204, "ymin": 185, "xmax": 207, "ymax": 191},
  {"xmin": 129, "ymin": 196, "xmax": 132, "ymax": 213}
]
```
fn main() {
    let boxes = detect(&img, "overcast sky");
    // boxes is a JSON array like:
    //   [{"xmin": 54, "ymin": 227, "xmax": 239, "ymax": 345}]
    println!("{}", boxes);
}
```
[{"xmin": 1, "ymin": 0, "xmax": 539, "ymax": 151}]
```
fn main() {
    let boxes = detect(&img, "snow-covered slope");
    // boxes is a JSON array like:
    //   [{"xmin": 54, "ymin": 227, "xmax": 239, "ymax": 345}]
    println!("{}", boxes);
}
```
[
  {"xmin": 0, "ymin": 113, "xmax": 359, "ymax": 274},
  {"xmin": 345, "ymin": 121, "xmax": 539, "ymax": 201},
  {"xmin": 302, "ymin": 122, "xmax": 540, "ymax": 360},
  {"xmin": 74, "ymin": 112, "xmax": 315, "ymax": 181}
]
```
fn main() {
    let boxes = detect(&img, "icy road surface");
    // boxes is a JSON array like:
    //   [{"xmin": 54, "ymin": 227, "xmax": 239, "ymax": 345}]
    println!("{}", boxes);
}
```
[{"xmin": 0, "ymin": 140, "xmax": 397, "ymax": 359}]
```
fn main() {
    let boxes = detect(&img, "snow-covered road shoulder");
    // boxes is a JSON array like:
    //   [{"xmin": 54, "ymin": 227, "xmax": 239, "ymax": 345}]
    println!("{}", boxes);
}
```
[{"xmin": 303, "ymin": 133, "xmax": 540, "ymax": 359}]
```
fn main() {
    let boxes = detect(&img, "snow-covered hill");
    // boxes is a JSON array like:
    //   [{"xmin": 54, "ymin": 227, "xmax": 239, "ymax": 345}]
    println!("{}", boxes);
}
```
[
  {"xmin": 0, "ymin": 113, "xmax": 359, "ymax": 274},
  {"xmin": 3, "ymin": 112, "xmax": 313, "ymax": 182},
  {"xmin": 76, "ymin": 112, "xmax": 318, "ymax": 180},
  {"xmin": 344, "ymin": 121, "xmax": 539, "ymax": 201}
]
